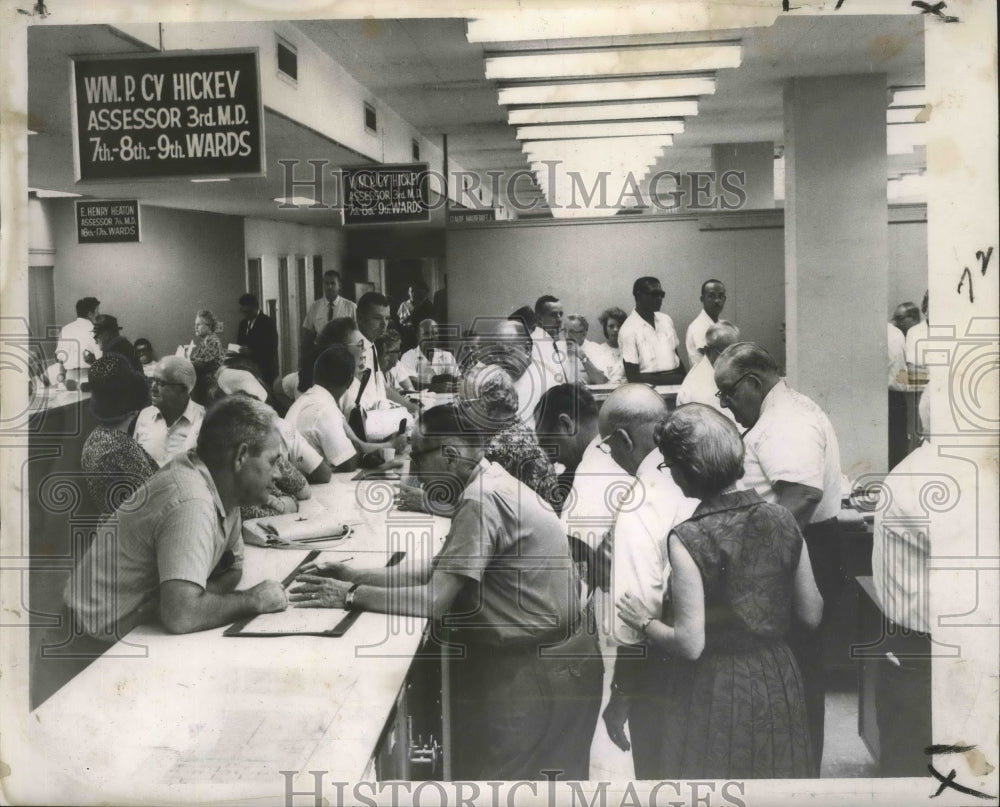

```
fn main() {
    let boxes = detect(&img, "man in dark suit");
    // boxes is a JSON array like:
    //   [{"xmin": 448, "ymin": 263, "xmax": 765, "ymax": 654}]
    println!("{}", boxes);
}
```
[{"xmin": 236, "ymin": 293, "xmax": 279, "ymax": 385}]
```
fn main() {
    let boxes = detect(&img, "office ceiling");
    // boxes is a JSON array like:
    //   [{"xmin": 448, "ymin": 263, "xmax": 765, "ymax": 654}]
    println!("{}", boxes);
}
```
[{"xmin": 26, "ymin": 13, "xmax": 925, "ymax": 224}]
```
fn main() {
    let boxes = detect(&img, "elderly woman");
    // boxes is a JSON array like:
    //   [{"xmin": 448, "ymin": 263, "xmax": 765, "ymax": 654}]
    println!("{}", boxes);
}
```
[
  {"xmin": 81, "ymin": 354, "xmax": 157, "ymax": 516},
  {"xmin": 594, "ymin": 307, "xmax": 627, "ymax": 385},
  {"xmin": 397, "ymin": 364, "xmax": 563, "ymax": 513},
  {"xmin": 179, "ymin": 309, "xmax": 226, "ymax": 369},
  {"xmin": 616, "ymin": 404, "xmax": 822, "ymax": 779}
]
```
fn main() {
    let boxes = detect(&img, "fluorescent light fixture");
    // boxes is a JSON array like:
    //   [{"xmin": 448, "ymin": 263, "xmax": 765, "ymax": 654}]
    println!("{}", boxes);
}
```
[
  {"xmin": 887, "ymin": 107, "xmax": 925, "ymax": 125},
  {"xmin": 523, "ymin": 135, "xmax": 671, "ymax": 159},
  {"xmin": 468, "ymin": 9, "xmax": 777, "ymax": 42},
  {"xmin": 517, "ymin": 121, "xmax": 683, "ymax": 140},
  {"xmin": 889, "ymin": 88, "xmax": 926, "ymax": 107},
  {"xmin": 273, "ymin": 195, "xmax": 323, "ymax": 207},
  {"xmin": 190, "ymin": 177, "xmax": 231, "ymax": 183},
  {"xmin": 508, "ymin": 100, "xmax": 697, "ymax": 125},
  {"xmin": 498, "ymin": 77, "xmax": 715, "ymax": 106},
  {"xmin": 484, "ymin": 44, "xmax": 741, "ymax": 80},
  {"xmin": 29, "ymin": 188, "xmax": 82, "ymax": 198}
]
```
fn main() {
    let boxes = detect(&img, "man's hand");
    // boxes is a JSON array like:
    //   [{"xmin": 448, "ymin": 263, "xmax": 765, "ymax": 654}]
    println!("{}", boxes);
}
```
[
  {"xmin": 247, "ymin": 580, "xmax": 288, "ymax": 614},
  {"xmin": 389, "ymin": 432, "xmax": 408, "ymax": 453},
  {"xmin": 602, "ymin": 693, "xmax": 632, "ymax": 752},
  {"xmin": 395, "ymin": 482, "xmax": 426, "ymax": 512},
  {"xmin": 298, "ymin": 559, "xmax": 356, "ymax": 582},
  {"xmin": 288, "ymin": 575, "xmax": 352, "ymax": 608}
]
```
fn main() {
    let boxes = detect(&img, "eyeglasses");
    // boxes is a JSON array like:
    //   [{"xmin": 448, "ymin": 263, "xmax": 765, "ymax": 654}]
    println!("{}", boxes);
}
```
[
  {"xmin": 596, "ymin": 428, "xmax": 625, "ymax": 454},
  {"xmin": 656, "ymin": 459, "xmax": 672, "ymax": 472},
  {"xmin": 151, "ymin": 378, "xmax": 186, "ymax": 389},
  {"xmin": 715, "ymin": 371, "xmax": 754, "ymax": 402}
]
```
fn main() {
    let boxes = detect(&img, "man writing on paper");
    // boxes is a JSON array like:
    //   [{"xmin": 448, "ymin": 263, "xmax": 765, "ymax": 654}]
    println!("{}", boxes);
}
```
[
  {"xmin": 288, "ymin": 403, "xmax": 603, "ymax": 781},
  {"xmin": 65, "ymin": 395, "xmax": 289, "ymax": 639}
]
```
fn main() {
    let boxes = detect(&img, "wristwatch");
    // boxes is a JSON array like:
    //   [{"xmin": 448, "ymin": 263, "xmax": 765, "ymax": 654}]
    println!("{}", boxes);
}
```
[{"xmin": 344, "ymin": 583, "xmax": 360, "ymax": 610}]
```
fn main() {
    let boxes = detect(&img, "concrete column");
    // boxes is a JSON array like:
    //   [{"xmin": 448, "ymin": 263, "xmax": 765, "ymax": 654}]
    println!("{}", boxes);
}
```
[
  {"xmin": 711, "ymin": 142, "xmax": 774, "ymax": 209},
  {"xmin": 783, "ymin": 74, "xmax": 888, "ymax": 478}
]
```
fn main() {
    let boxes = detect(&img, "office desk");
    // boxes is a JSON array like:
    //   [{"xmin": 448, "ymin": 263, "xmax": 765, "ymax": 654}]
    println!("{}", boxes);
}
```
[{"xmin": 28, "ymin": 478, "xmax": 451, "ymax": 802}]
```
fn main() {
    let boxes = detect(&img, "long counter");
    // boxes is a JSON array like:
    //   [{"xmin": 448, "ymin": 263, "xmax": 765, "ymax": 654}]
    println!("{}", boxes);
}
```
[{"xmin": 26, "ymin": 476, "xmax": 451, "ymax": 802}]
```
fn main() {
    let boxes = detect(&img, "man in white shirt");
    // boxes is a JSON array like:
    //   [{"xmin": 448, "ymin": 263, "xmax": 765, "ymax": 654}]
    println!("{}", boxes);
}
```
[
  {"xmin": 301, "ymin": 270, "xmax": 357, "ymax": 351},
  {"xmin": 134, "ymin": 356, "xmax": 205, "ymax": 467},
  {"xmin": 676, "ymin": 320, "xmax": 739, "ymax": 420},
  {"xmin": 564, "ymin": 314, "xmax": 611, "ymax": 384},
  {"xmin": 530, "ymin": 295, "xmax": 582, "ymax": 386},
  {"xmin": 903, "ymin": 291, "xmax": 929, "ymax": 383},
  {"xmin": 399, "ymin": 319, "xmax": 458, "ymax": 388},
  {"xmin": 684, "ymin": 279, "xmax": 727, "ymax": 367},
  {"xmin": 599, "ymin": 384, "xmax": 699, "ymax": 778},
  {"xmin": 52, "ymin": 296, "xmax": 102, "ymax": 373},
  {"xmin": 356, "ymin": 292, "xmax": 418, "ymax": 417},
  {"xmin": 888, "ymin": 301, "xmax": 920, "ymax": 467},
  {"xmin": 714, "ymin": 341, "xmax": 842, "ymax": 774},
  {"xmin": 619, "ymin": 276, "xmax": 685, "ymax": 385},
  {"xmin": 286, "ymin": 346, "xmax": 359, "ymax": 472}
]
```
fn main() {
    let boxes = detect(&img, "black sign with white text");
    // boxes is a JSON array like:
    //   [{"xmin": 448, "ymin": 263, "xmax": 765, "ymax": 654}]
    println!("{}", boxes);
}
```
[
  {"xmin": 72, "ymin": 49, "xmax": 264, "ymax": 181},
  {"xmin": 75, "ymin": 199, "xmax": 141, "ymax": 243},
  {"xmin": 342, "ymin": 164, "xmax": 431, "ymax": 225}
]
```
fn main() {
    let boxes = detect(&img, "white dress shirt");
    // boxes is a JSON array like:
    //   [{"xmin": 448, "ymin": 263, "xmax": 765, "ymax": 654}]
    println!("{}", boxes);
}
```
[
  {"xmin": 286, "ymin": 385, "xmax": 357, "ymax": 468},
  {"xmin": 561, "ymin": 436, "xmax": 632, "ymax": 550},
  {"xmin": 54, "ymin": 317, "xmax": 101, "ymax": 371},
  {"xmin": 399, "ymin": 345, "xmax": 459, "ymax": 385},
  {"xmin": 741, "ymin": 380, "xmax": 842, "ymax": 524},
  {"xmin": 618, "ymin": 309, "xmax": 682, "ymax": 373},
  {"xmin": 133, "ymin": 398, "xmax": 205, "ymax": 467},
  {"xmin": 611, "ymin": 449, "xmax": 699, "ymax": 645},
  {"xmin": 888, "ymin": 323, "xmax": 908, "ymax": 391},
  {"xmin": 676, "ymin": 355, "xmax": 735, "ymax": 421},
  {"xmin": 904, "ymin": 319, "xmax": 929, "ymax": 374},
  {"xmin": 530, "ymin": 327, "xmax": 583, "ymax": 386},
  {"xmin": 684, "ymin": 309, "xmax": 715, "ymax": 368},
  {"xmin": 302, "ymin": 296, "xmax": 357, "ymax": 336}
]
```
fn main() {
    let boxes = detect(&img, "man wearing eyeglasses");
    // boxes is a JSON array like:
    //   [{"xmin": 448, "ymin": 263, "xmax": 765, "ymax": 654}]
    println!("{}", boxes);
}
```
[
  {"xmin": 619, "ymin": 276, "xmax": 686, "ymax": 385},
  {"xmin": 713, "ymin": 341, "xmax": 842, "ymax": 775},
  {"xmin": 133, "ymin": 356, "xmax": 205, "ymax": 467},
  {"xmin": 598, "ymin": 384, "xmax": 698, "ymax": 777}
]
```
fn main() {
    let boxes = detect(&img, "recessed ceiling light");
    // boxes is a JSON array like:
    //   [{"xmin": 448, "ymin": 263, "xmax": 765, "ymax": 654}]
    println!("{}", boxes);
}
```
[
  {"xmin": 508, "ymin": 100, "xmax": 698, "ymax": 125},
  {"xmin": 484, "ymin": 44, "xmax": 741, "ymax": 80},
  {"xmin": 28, "ymin": 188, "xmax": 83, "ymax": 198},
  {"xmin": 498, "ymin": 77, "xmax": 716, "ymax": 106},
  {"xmin": 190, "ymin": 178, "xmax": 231, "ymax": 183},
  {"xmin": 273, "ymin": 196, "xmax": 323, "ymax": 207}
]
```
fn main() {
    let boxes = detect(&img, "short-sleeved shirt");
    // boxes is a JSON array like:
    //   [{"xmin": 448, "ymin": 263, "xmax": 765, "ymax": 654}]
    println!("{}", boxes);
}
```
[
  {"xmin": 275, "ymin": 417, "xmax": 324, "ymax": 475},
  {"xmin": 399, "ymin": 346, "xmax": 459, "ymax": 385},
  {"xmin": 432, "ymin": 460, "xmax": 579, "ymax": 646},
  {"xmin": 618, "ymin": 309, "xmax": 682, "ymax": 373},
  {"xmin": 134, "ymin": 398, "xmax": 205, "ymax": 467},
  {"xmin": 741, "ymin": 380, "xmax": 842, "ymax": 524},
  {"xmin": 676, "ymin": 355, "xmax": 735, "ymax": 421},
  {"xmin": 54, "ymin": 317, "xmax": 101, "ymax": 371},
  {"xmin": 611, "ymin": 449, "xmax": 699, "ymax": 644},
  {"xmin": 561, "ymin": 436, "xmax": 632, "ymax": 550},
  {"xmin": 302, "ymin": 296, "xmax": 357, "ymax": 335},
  {"xmin": 685, "ymin": 309, "xmax": 715, "ymax": 368},
  {"xmin": 904, "ymin": 319, "xmax": 928, "ymax": 374},
  {"xmin": 64, "ymin": 450, "xmax": 243, "ymax": 637},
  {"xmin": 888, "ymin": 323, "xmax": 908, "ymax": 390},
  {"xmin": 530, "ymin": 328, "xmax": 584, "ymax": 386},
  {"xmin": 286, "ymin": 384, "xmax": 357, "ymax": 468}
]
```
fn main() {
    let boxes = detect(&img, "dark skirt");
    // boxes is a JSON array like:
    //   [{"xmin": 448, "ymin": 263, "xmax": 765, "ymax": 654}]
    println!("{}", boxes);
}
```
[{"xmin": 650, "ymin": 637, "xmax": 814, "ymax": 779}]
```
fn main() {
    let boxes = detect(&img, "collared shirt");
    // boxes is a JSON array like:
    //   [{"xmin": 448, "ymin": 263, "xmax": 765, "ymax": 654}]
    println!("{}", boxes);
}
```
[
  {"xmin": 399, "ymin": 345, "xmax": 459, "ymax": 385},
  {"xmin": 183, "ymin": 415, "xmax": 324, "ymax": 477},
  {"xmin": 530, "ymin": 327, "xmax": 583, "ymax": 386},
  {"xmin": 433, "ymin": 459, "xmax": 579, "ymax": 645},
  {"xmin": 685, "ymin": 309, "xmax": 715, "ymax": 368},
  {"xmin": 742, "ymin": 380, "xmax": 842, "ymax": 524},
  {"xmin": 54, "ymin": 317, "xmax": 101, "ymax": 370},
  {"xmin": 904, "ymin": 319, "xmax": 928, "ymax": 374},
  {"xmin": 302, "ymin": 296, "xmax": 357, "ymax": 335},
  {"xmin": 64, "ymin": 450, "xmax": 243, "ymax": 637},
  {"xmin": 359, "ymin": 333, "xmax": 388, "ymax": 410},
  {"xmin": 676, "ymin": 355, "xmax": 735, "ymax": 420},
  {"xmin": 619, "ymin": 309, "xmax": 681, "ymax": 373},
  {"xmin": 872, "ymin": 442, "xmax": 981, "ymax": 634},
  {"xmin": 285, "ymin": 384, "xmax": 357, "ymax": 468},
  {"xmin": 134, "ymin": 398, "xmax": 205, "ymax": 467},
  {"xmin": 561, "ymin": 436, "xmax": 632, "ymax": 550},
  {"xmin": 611, "ymin": 449, "xmax": 699, "ymax": 645},
  {"xmin": 888, "ymin": 323, "xmax": 908, "ymax": 391},
  {"xmin": 584, "ymin": 340, "xmax": 625, "ymax": 385}
]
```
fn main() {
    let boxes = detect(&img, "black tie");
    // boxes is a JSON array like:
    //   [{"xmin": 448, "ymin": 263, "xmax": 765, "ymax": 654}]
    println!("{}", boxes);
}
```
[{"xmin": 327, "ymin": 301, "xmax": 334, "ymax": 322}]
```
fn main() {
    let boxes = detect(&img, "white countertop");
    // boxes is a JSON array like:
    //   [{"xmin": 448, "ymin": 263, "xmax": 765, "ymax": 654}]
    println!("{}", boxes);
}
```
[{"xmin": 25, "ymin": 476, "xmax": 451, "ymax": 804}]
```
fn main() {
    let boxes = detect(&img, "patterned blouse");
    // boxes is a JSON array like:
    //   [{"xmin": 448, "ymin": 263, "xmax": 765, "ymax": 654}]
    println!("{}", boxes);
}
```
[
  {"xmin": 81, "ymin": 425, "xmax": 159, "ymax": 517},
  {"xmin": 240, "ymin": 454, "xmax": 310, "ymax": 520},
  {"xmin": 485, "ymin": 420, "xmax": 564, "ymax": 513},
  {"xmin": 188, "ymin": 334, "xmax": 225, "ymax": 367}
]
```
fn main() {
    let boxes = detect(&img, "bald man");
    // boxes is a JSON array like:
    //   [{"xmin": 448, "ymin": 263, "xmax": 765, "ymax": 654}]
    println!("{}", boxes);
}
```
[
  {"xmin": 467, "ymin": 317, "xmax": 549, "ymax": 425},
  {"xmin": 599, "ymin": 384, "xmax": 698, "ymax": 778},
  {"xmin": 676, "ymin": 320, "xmax": 740, "ymax": 421}
]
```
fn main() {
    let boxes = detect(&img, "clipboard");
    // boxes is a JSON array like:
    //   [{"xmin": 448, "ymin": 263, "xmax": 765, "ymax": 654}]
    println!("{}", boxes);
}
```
[{"xmin": 224, "ymin": 550, "xmax": 407, "ymax": 638}]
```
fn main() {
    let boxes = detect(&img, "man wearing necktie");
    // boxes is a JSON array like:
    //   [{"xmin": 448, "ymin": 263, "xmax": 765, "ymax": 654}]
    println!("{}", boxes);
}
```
[
  {"xmin": 356, "ymin": 292, "xmax": 418, "ymax": 416},
  {"xmin": 301, "ymin": 270, "xmax": 357, "ymax": 365}
]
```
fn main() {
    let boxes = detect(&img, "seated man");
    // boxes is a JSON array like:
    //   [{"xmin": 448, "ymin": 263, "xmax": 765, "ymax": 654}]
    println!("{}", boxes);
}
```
[
  {"xmin": 563, "ymin": 314, "xmax": 610, "ymax": 384},
  {"xmin": 398, "ymin": 319, "xmax": 458, "ymax": 390},
  {"xmin": 64, "ymin": 395, "xmax": 289, "ymax": 639},
  {"xmin": 289, "ymin": 404, "xmax": 603, "ymax": 781},
  {"xmin": 133, "ymin": 356, "xmax": 205, "ymax": 467},
  {"xmin": 286, "ymin": 346, "xmax": 404, "ymax": 472},
  {"xmin": 376, "ymin": 329, "xmax": 416, "ymax": 394},
  {"xmin": 676, "ymin": 320, "xmax": 740, "ymax": 420}
]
